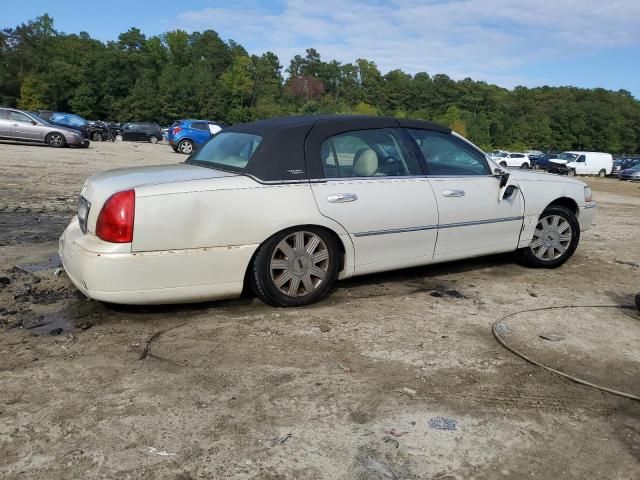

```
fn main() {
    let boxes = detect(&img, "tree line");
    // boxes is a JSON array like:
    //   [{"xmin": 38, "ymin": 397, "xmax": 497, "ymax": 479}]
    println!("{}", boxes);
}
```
[{"xmin": 1, "ymin": 14, "xmax": 639, "ymax": 153}]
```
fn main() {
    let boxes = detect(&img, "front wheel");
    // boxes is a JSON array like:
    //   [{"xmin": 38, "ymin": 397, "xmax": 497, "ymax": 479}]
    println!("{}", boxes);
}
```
[
  {"xmin": 499, "ymin": 161, "xmax": 507, "ymax": 168},
  {"xmin": 46, "ymin": 132, "xmax": 66, "ymax": 148},
  {"xmin": 250, "ymin": 228, "xmax": 339, "ymax": 307},
  {"xmin": 518, "ymin": 205, "xmax": 580, "ymax": 268}
]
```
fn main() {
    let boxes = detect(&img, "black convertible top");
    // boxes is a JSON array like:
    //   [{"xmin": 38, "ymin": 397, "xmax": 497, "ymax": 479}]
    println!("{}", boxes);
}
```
[{"xmin": 224, "ymin": 115, "xmax": 452, "ymax": 182}]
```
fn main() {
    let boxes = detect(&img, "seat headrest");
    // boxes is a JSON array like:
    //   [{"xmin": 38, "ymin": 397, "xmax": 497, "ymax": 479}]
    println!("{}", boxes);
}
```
[{"xmin": 353, "ymin": 148, "xmax": 378, "ymax": 177}]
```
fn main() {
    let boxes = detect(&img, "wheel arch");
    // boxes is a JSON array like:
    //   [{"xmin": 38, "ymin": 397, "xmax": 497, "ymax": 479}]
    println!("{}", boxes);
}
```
[
  {"xmin": 242, "ymin": 223, "xmax": 349, "ymax": 292},
  {"xmin": 545, "ymin": 196, "xmax": 578, "ymax": 216}
]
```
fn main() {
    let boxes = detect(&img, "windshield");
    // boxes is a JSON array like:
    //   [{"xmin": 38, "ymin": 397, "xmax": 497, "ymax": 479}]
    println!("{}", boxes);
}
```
[
  {"xmin": 495, "ymin": 152, "xmax": 508, "ymax": 157},
  {"xmin": 188, "ymin": 132, "xmax": 262, "ymax": 171},
  {"xmin": 50, "ymin": 113, "xmax": 88, "ymax": 127},
  {"xmin": 557, "ymin": 152, "xmax": 578, "ymax": 161}
]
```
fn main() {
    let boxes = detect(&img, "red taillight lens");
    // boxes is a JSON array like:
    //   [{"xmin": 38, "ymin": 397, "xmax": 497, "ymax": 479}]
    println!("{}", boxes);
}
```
[
  {"xmin": 96, "ymin": 189, "xmax": 135, "ymax": 243},
  {"xmin": 172, "ymin": 126, "xmax": 182, "ymax": 134}
]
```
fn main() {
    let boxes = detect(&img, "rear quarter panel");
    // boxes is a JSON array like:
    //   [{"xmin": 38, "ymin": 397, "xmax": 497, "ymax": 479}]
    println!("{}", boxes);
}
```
[{"xmin": 132, "ymin": 176, "xmax": 355, "ymax": 274}]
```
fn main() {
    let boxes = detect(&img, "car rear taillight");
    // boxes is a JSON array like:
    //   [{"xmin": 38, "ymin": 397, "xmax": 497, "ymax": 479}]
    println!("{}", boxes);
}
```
[
  {"xmin": 96, "ymin": 189, "xmax": 135, "ymax": 243},
  {"xmin": 172, "ymin": 126, "xmax": 182, "ymax": 134}
]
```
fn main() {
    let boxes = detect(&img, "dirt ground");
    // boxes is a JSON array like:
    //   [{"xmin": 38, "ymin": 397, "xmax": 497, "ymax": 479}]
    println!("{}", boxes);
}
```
[{"xmin": 0, "ymin": 140, "xmax": 639, "ymax": 479}]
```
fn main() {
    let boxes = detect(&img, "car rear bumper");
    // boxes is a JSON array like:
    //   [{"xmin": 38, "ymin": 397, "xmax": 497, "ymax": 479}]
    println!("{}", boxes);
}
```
[{"xmin": 59, "ymin": 217, "xmax": 257, "ymax": 304}]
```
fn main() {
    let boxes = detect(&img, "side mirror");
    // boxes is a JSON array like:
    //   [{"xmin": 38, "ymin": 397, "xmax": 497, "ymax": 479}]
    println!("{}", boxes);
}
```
[
  {"xmin": 499, "ymin": 171, "xmax": 510, "ymax": 188},
  {"xmin": 31, "ymin": 120, "xmax": 37, "ymax": 125}
]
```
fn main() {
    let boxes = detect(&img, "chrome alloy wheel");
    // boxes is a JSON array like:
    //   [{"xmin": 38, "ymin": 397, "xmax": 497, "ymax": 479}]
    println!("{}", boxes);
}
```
[
  {"xmin": 530, "ymin": 215, "xmax": 572, "ymax": 261},
  {"xmin": 179, "ymin": 141, "xmax": 193, "ymax": 154},
  {"xmin": 270, "ymin": 231, "xmax": 330, "ymax": 297},
  {"xmin": 49, "ymin": 133, "xmax": 64, "ymax": 147}
]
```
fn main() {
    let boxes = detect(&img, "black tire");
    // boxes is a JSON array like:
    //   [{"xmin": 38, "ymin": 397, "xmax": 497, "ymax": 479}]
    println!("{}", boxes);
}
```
[
  {"xmin": 598, "ymin": 169, "xmax": 606, "ymax": 177},
  {"xmin": 499, "ymin": 161, "xmax": 507, "ymax": 168},
  {"xmin": 172, "ymin": 146, "xmax": 179, "ymax": 152},
  {"xmin": 250, "ymin": 227, "xmax": 340, "ymax": 307},
  {"xmin": 567, "ymin": 169, "xmax": 576, "ymax": 176},
  {"xmin": 520, "ymin": 162, "xmax": 529, "ymax": 169},
  {"xmin": 149, "ymin": 135, "xmax": 159, "ymax": 144},
  {"xmin": 518, "ymin": 205, "xmax": 580, "ymax": 268},
  {"xmin": 177, "ymin": 139, "xmax": 193, "ymax": 154},
  {"xmin": 92, "ymin": 132, "xmax": 103, "ymax": 141},
  {"xmin": 46, "ymin": 132, "xmax": 66, "ymax": 148}
]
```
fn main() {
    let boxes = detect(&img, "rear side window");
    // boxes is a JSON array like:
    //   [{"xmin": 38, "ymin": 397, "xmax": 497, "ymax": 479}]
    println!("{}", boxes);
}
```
[
  {"xmin": 0, "ymin": 110, "xmax": 9, "ymax": 120},
  {"xmin": 189, "ymin": 132, "xmax": 262, "ymax": 171},
  {"xmin": 321, "ymin": 128, "xmax": 419, "ymax": 178},
  {"xmin": 191, "ymin": 122, "xmax": 208, "ymax": 131},
  {"xmin": 407, "ymin": 129, "xmax": 490, "ymax": 176}
]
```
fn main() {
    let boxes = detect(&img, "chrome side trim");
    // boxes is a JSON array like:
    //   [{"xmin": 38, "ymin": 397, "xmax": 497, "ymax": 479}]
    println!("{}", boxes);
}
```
[
  {"xmin": 353, "ymin": 225, "xmax": 437, "ymax": 237},
  {"xmin": 583, "ymin": 203, "xmax": 597, "ymax": 209},
  {"xmin": 353, "ymin": 216, "xmax": 524, "ymax": 237},
  {"xmin": 438, "ymin": 216, "xmax": 524, "ymax": 229}
]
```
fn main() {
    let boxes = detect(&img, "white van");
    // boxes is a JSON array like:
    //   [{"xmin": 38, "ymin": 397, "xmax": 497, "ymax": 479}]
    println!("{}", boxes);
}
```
[{"xmin": 548, "ymin": 151, "xmax": 613, "ymax": 177}]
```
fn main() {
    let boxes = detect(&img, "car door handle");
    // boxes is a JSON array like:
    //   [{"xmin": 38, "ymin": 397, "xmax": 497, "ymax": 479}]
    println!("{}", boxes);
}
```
[
  {"xmin": 442, "ymin": 189, "xmax": 465, "ymax": 197},
  {"xmin": 327, "ymin": 193, "xmax": 358, "ymax": 203}
]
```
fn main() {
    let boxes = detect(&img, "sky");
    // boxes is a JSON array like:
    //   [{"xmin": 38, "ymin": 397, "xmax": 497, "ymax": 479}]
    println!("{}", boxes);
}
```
[{"xmin": 4, "ymin": 0, "xmax": 640, "ymax": 98}]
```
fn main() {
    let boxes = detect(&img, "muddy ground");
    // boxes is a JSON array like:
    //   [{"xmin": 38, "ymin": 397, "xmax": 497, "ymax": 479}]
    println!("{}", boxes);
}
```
[{"xmin": 0, "ymin": 140, "xmax": 639, "ymax": 479}]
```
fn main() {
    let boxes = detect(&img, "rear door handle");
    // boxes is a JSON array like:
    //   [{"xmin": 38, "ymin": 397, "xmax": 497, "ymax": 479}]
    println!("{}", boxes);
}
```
[
  {"xmin": 327, "ymin": 193, "xmax": 358, "ymax": 203},
  {"xmin": 442, "ymin": 189, "xmax": 465, "ymax": 197}
]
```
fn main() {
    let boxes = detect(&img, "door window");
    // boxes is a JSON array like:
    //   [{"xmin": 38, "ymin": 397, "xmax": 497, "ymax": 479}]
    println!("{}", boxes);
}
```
[
  {"xmin": 10, "ymin": 111, "xmax": 33, "ymax": 123},
  {"xmin": 321, "ymin": 128, "xmax": 419, "ymax": 178},
  {"xmin": 0, "ymin": 110, "xmax": 10, "ymax": 120},
  {"xmin": 407, "ymin": 129, "xmax": 490, "ymax": 176}
]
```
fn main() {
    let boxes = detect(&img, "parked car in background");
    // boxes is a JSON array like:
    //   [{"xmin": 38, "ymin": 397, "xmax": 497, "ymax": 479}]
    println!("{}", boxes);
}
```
[
  {"xmin": 59, "ymin": 115, "xmax": 596, "ymax": 306},
  {"xmin": 531, "ymin": 153, "xmax": 558, "ymax": 170},
  {"xmin": 618, "ymin": 164, "xmax": 640, "ymax": 181},
  {"xmin": 35, "ymin": 111, "xmax": 91, "ymax": 139},
  {"xmin": 0, "ymin": 107, "xmax": 89, "ymax": 148},
  {"xmin": 612, "ymin": 157, "xmax": 640, "ymax": 176},
  {"xmin": 548, "ymin": 151, "xmax": 613, "ymax": 177},
  {"xmin": 121, "ymin": 122, "xmax": 163, "ymax": 143},
  {"xmin": 494, "ymin": 152, "xmax": 531, "ymax": 169},
  {"xmin": 167, "ymin": 119, "xmax": 223, "ymax": 154}
]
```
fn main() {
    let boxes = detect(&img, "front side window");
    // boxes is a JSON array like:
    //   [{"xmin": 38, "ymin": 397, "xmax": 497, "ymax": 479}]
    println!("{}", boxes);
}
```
[
  {"xmin": 407, "ymin": 129, "xmax": 490, "ymax": 176},
  {"xmin": 321, "ymin": 128, "xmax": 418, "ymax": 178},
  {"xmin": 188, "ymin": 132, "xmax": 262, "ymax": 171},
  {"xmin": 11, "ymin": 111, "xmax": 33, "ymax": 123}
]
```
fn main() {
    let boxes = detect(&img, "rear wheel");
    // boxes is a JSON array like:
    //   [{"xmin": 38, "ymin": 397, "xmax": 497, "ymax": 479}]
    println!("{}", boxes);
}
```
[
  {"xmin": 46, "ymin": 132, "xmax": 66, "ymax": 148},
  {"xmin": 520, "ymin": 162, "xmax": 529, "ymax": 169},
  {"xmin": 149, "ymin": 135, "xmax": 159, "ymax": 144},
  {"xmin": 250, "ymin": 228, "xmax": 339, "ymax": 307},
  {"xmin": 598, "ymin": 169, "xmax": 606, "ymax": 177},
  {"xmin": 519, "ymin": 205, "xmax": 580, "ymax": 268},
  {"xmin": 178, "ymin": 139, "xmax": 193, "ymax": 154}
]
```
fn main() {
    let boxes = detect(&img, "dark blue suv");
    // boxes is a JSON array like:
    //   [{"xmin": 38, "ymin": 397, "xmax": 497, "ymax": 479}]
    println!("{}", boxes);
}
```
[{"xmin": 167, "ymin": 119, "xmax": 222, "ymax": 154}]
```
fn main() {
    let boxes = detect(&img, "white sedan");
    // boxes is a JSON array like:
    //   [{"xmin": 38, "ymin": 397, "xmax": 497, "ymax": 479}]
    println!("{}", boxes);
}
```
[{"xmin": 59, "ymin": 116, "xmax": 597, "ymax": 306}]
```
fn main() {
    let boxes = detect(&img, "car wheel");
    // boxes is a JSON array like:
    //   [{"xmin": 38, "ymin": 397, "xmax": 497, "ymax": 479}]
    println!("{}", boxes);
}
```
[
  {"xmin": 598, "ymin": 169, "xmax": 606, "ymax": 177},
  {"xmin": 149, "ymin": 135, "xmax": 159, "ymax": 144},
  {"xmin": 178, "ymin": 139, "xmax": 193, "ymax": 154},
  {"xmin": 520, "ymin": 162, "xmax": 529, "ymax": 169},
  {"xmin": 519, "ymin": 205, "xmax": 580, "ymax": 268},
  {"xmin": 46, "ymin": 132, "xmax": 66, "ymax": 148},
  {"xmin": 567, "ymin": 169, "xmax": 576, "ymax": 176},
  {"xmin": 250, "ymin": 228, "xmax": 340, "ymax": 307},
  {"xmin": 115, "ymin": 134, "xmax": 122, "ymax": 141},
  {"xmin": 172, "ymin": 146, "xmax": 179, "ymax": 153},
  {"xmin": 93, "ymin": 132, "xmax": 103, "ymax": 141},
  {"xmin": 499, "ymin": 161, "xmax": 507, "ymax": 168}
]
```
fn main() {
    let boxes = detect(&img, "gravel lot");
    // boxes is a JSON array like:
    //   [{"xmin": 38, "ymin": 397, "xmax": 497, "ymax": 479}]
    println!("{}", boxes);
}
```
[{"xmin": 1, "ymin": 140, "xmax": 639, "ymax": 479}]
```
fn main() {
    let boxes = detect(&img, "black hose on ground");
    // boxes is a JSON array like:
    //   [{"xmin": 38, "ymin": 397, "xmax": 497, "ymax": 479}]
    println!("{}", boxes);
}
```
[{"xmin": 492, "ymin": 304, "xmax": 640, "ymax": 402}]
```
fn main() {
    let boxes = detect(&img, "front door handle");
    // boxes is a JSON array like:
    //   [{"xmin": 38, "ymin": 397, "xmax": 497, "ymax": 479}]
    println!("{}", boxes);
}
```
[
  {"xmin": 442, "ymin": 189, "xmax": 465, "ymax": 197},
  {"xmin": 327, "ymin": 193, "xmax": 358, "ymax": 203}
]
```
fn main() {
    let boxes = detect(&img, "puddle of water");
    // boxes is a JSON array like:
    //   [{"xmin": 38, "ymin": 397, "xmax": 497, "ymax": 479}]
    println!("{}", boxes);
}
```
[
  {"xmin": 23, "ymin": 313, "xmax": 74, "ymax": 335},
  {"xmin": 16, "ymin": 254, "xmax": 62, "ymax": 274}
]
